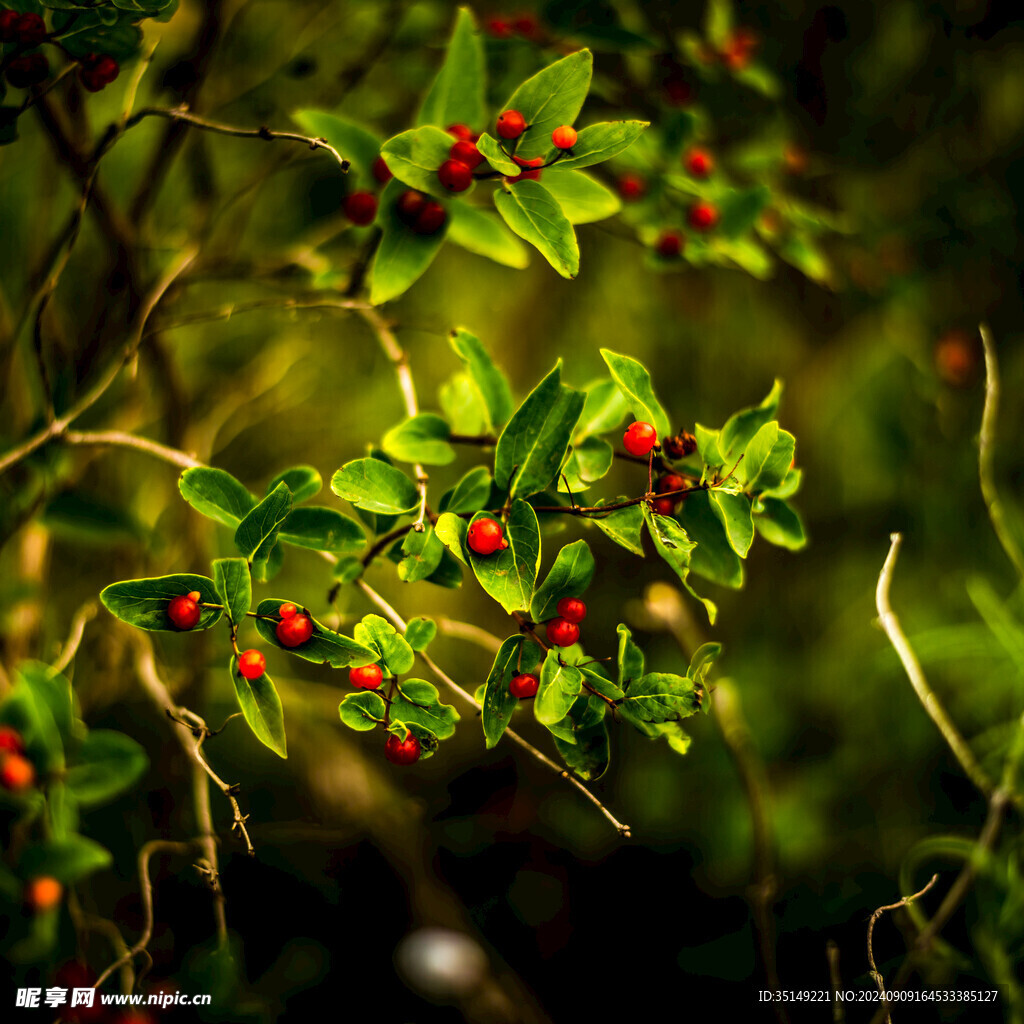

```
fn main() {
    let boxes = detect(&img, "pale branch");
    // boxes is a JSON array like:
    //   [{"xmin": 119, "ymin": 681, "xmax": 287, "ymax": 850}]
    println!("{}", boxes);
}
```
[
  {"xmin": 875, "ymin": 533, "xmax": 995, "ymax": 797},
  {"xmin": 51, "ymin": 601, "xmax": 98, "ymax": 675},
  {"xmin": 0, "ymin": 247, "xmax": 198, "ymax": 478},
  {"xmin": 146, "ymin": 296, "xmax": 370, "ymax": 338},
  {"xmin": 63, "ymin": 430, "xmax": 203, "ymax": 470},
  {"xmin": 866, "ymin": 873, "xmax": 939, "ymax": 1023},
  {"xmin": 355, "ymin": 578, "xmax": 632, "ymax": 839},
  {"xmin": 436, "ymin": 617, "xmax": 503, "ymax": 654},
  {"xmin": 92, "ymin": 840, "xmax": 194, "ymax": 991},
  {"xmin": 978, "ymin": 324, "xmax": 1024, "ymax": 580},
  {"xmin": 124, "ymin": 106, "xmax": 350, "ymax": 173}
]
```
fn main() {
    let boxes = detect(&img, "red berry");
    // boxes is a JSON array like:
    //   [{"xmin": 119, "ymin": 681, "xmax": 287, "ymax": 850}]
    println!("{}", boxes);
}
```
[
  {"xmin": 0, "ymin": 11, "xmax": 19, "ymax": 42},
  {"xmin": 935, "ymin": 329, "xmax": 977, "ymax": 387},
  {"xmin": 684, "ymin": 148, "xmax": 714, "ymax": 178},
  {"xmin": 467, "ymin": 518, "xmax": 507, "ymax": 556},
  {"xmin": 513, "ymin": 14, "xmax": 540, "ymax": 38},
  {"xmin": 0, "ymin": 726, "xmax": 24, "ymax": 755},
  {"xmin": 650, "ymin": 496, "xmax": 677, "ymax": 516},
  {"xmin": 551, "ymin": 125, "xmax": 577, "ymax": 150},
  {"xmin": 396, "ymin": 189, "xmax": 427, "ymax": 224},
  {"xmin": 496, "ymin": 109, "xmax": 527, "ymax": 140},
  {"xmin": 446, "ymin": 123, "xmax": 474, "ymax": 141},
  {"xmin": 372, "ymin": 155, "xmax": 393, "ymax": 184},
  {"xmin": 276, "ymin": 612, "xmax": 313, "ymax": 647},
  {"xmin": 80, "ymin": 53, "xmax": 119, "ymax": 92},
  {"xmin": 688, "ymin": 201, "xmax": 719, "ymax": 231},
  {"xmin": 396, "ymin": 190, "xmax": 447, "ymax": 234},
  {"xmin": 509, "ymin": 673, "xmax": 539, "ymax": 699},
  {"xmin": 1, "ymin": 752, "xmax": 35, "ymax": 791},
  {"xmin": 486, "ymin": 17, "xmax": 514, "ymax": 38},
  {"xmin": 438, "ymin": 158, "xmax": 473, "ymax": 192},
  {"xmin": 279, "ymin": 602, "xmax": 298, "ymax": 619},
  {"xmin": 414, "ymin": 200, "xmax": 446, "ymax": 234},
  {"xmin": 506, "ymin": 154, "xmax": 543, "ymax": 184},
  {"xmin": 349, "ymin": 664, "xmax": 383, "ymax": 690},
  {"xmin": 556, "ymin": 596, "xmax": 587, "ymax": 623},
  {"xmin": 656, "ymin": 473, "xmax": 687, "ymax": 495},
  {"xmin": 618, "ymin": 172, "xmax": 646, "ymax": 201},
  {"xmin": 546, "ymin": 617, "xmax": 580, "ymax": 648},
  {"xmin": 23, "ymin": 876, "xmax": 62, "ymax": 914},
  {"xmin": 15, "ymin": 12, "xmax": 46, "ymax": 46},
  {"xmin": 384, "ymin": 730, "xmax": 421, "ymax": 765},
  {"xmin": 343, "ymin": 191, "xmax": 378, "ymax": 225},
  {"xmin": 449, "ymin": 139, "xmax": 484, "ymax": 169},
  {"xmin": 623, "ymin": 421, "xmax": 658, "ymax": 456},
  {"xmin": 167, "ymin": 592, "xmax": 202, "ymax": 631},
  {"xmin": 655, "ymin": 230, "xmax": 683, "ymax": 258},
  {"xmin": 6, "ymin": 53, "xmax": 48, "ymax": 89},
  {"xmin": 238, "ymin": 649, "xmax": 266, "ymax": 680}
]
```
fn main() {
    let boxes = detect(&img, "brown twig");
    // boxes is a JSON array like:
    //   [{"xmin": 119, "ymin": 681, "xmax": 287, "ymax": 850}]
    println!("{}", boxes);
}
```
[
  {"xmin": 50, "ymin": 601, "xmax": 98, "ymax": 675},
  {"xmin": 63, "ymin": 430, "xmax": 203, "ymax": 470}
]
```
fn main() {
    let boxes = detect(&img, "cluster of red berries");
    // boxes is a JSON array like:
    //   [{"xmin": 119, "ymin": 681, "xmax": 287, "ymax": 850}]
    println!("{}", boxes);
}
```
[
  {"xmin": 485, "ymin": 13, "xmax": 540, "ymax": 40},
  {"xmin": 650, "ymin": 472, "xmax": 689, "ymax": 515},
  {"xmin": 545, "ymin": 595, "xmax": 586, "ymax": 649},
  {"xmin": 275, "ymin": 603, "xmax": 313, "ymax": 647},
  {"xmin": 167, "ymin": 591, "xmax": 203, "ymax": 630},
  {"xmin": 0, "ymin": 10, "xmax": 46, "ymax": 45},
  {"xmin": 467, "ymin": 517, "xmax": 509, "ymax": 556},
  {"xmin": 0, "ymin": 724, "xmax": 35, "ymax": 793},
  {"xmin": 79, "ymin": 52, "xmax": 119, "ymax": 92},
  {"xmin": 346, "ymin": 662, "xmax": 421, "ymax": 764},
  {"xmin": 438, "ymin": 123, "xmax": 482, "ymax": 193}
]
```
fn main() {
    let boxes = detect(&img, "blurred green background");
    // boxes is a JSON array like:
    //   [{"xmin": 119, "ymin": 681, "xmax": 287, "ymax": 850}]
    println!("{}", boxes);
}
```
[{"xmin": 2, "ymin": 0, "xmax": 1023, "ymax": 1020}]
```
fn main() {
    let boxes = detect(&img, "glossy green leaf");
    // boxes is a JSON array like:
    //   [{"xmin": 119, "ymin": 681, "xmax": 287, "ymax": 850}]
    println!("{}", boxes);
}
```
[
  {"xmin": 530, "ymin": 540, "xmax": 595, "ymax": 621},
  {"xmin": 439, "ymin": 371, "xmax": 489, "ymax": 435},
  {"xmin": 267, "ymin": 466, "xmax": 322, "ymax": 503},
  {"xmin": 254, "ymin": 599, "xmax": 378, "ymax": 667},
  {"xmin": 553, "ymin": 719, "xmax": 609, "ymax": 780},
  {"xmin": 592, "ymin": 499, "xmax": 645, "ymax": 556},
  {"xmin": 398, "ymin": 525, "xmax": 445, "ymax": 582},
  {"xmin": 754, "ymin": 498, "xmax": 806, "ymax": 550},
  {"xmin": 213, "ymin": 558, "xmax": 251, "ymax": 627},
  {"xmin": 383, "ymin": 413, "xmax": 455, "ymax": 465},
  {"xmin": 331, "ymin": 457, "xmax": 420, "ymax": 514},
  {"xmin": 535, "ymin": 650, "xmax": 583, "ymax": 725},
  {"xmin": 279, "ymin": 507, "xmax": 367, "ymax": 554},
  {"xmin": 719, "ymin": 380, "xmax": 782, "ymax": 457},
  {"xmin": 449, "ymin": 328, "xmax": 515, "ymax": 429},
  {"xmin": 546, "ymin": 120, "xmax": 648, "ymax": 170},
  {"xmin": 178, "ymin": 467, "xmax": 255, "ymax": 528},
  {"xmin": 695, "ymin": 424, "xmax": 724, "ymax": 468},
  {"xmin": 380, "ymin": 125, "xmax": 458, "ymax": 196},
  {"xmin": 339, "ymin": 691, "xmax": 386, "ymax": 731},
  {"xmin": 417, "ymin": 7, "xmax": 486, "ymax": 130},
  {"xmin": 448, "ymin": 203, "xmax": 531, "ymax": 268},
  {"xmin": 234, "ymin": 483, "xmax": 292, "ymax": 566},
  {"xmin": 469, "ymin": 501, "xmax": 541, "ymax": 613},
  {"xmin": 741, "ymin": 422, "xmax": 795, "ymax": 492},
  {"xmin": 680, "ymin": 490, "xmax": 743, "ymax": 590},
  {"xmin": 620, "ymin": 672, "xmax": 700, "ymax": 723},
  {"xmin": 482, "ymin": 636, "xmax": 525, "ymax": 748},
  {"xmin": 600, "ymin": 349, "xmax": 672, "ymax": 439},
  {"xmin": 100, "ymin": 574, "xmax": 222, "ymax": 632},
  {"xmin": 475, "ymin": 133, "xmax": 520, "ymax": 175},
  {"xmin": 290, "ymin": 109, "xmax": 381, "ymax": 179},
  {"xmin": 617, "ymin": 623, "xmax": 646, "ymax": 688},
  {"xmin": 578, "ymin": 378, "xmax": 629, "ymax": 435},
  {"xmin": 354, "ymin": 614, "xmax": 416, "ymax": 675},
  {"xmin": 559, "ymin": 436, "xmax": 614, "ymax": 492},
  {"xmin": 494, "ymin": 363, "xmax": 585, "ymax": 498},
  {"xmin": 440, "ymin": 466, "xmax": 493, "ymax": 514},
  {"xmin": 391, "ymin": 679, "xmax": 460, "ymax": 739},
  {"xmin": 405, "ymin": 617, "xmax": 437, "ymax": 651},
  {"xmin": 64, "ymin": 730, "xmax": 149, "ymax": 808},
  {"xmin": 708, "ymin": 491, "xmax": 754, "ymax": 557},
  {"xmin": 644, "ymin": 504, "xmax": 718, "ymax": 624},
  {"xmin": 230, "ymin": 657, "xmax": 287, "ymax": 758},
  {"xmin": 434, "ymin": 512, "xmax": 469, "ymax": 564},
  {"xmin": 539, "ymin": 170, "xmax": 621, "ymax": 225},
  {"xmin": 494, "ymin": 180, "xmax": 579, "ymax": 278}
]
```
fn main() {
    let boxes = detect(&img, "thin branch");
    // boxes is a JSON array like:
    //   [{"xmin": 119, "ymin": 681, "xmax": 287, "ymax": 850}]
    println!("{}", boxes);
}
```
[
  {"xmin": 866, "ymin": 873, "xmax": 939, "ymax": 1022},
  {"xmin": 436, "ymin": 617, "xmax": 503, "ymax": 654},
  {"xmin": 0, "ymin": 247, "xmax": 198, "ymax": 478},
  {"xmin": 147, "ymin": 295, "xmax": 370, "ymax": 337},
  {"xmin": 875, "ymin": 534, "xmax": 994, "ymax": 797},
  {"xmin": 978, "ymin": 324, "xmax": 1024, "ymax": 580},
  {"xmin": 355, "ymin": 578, "xmax": 632, "ymax": 838},
  {"xmin": 63, "ymin": 430, "xmax": 202, "ymax": 470},
  {"xmin": 51, "ymin": 601, "xmax": 97, "ymax": 675}
]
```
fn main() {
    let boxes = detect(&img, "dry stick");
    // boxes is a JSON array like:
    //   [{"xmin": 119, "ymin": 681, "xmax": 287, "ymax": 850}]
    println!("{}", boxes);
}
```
[
  {"xmin": 978, "ymin": 324, "xmax": 1024, "ymax": 581},
  {"xmin": 355, "ymin": 578, "xmax": 632, "ymax": 838},
  {"xmin": 866, "ymin": 873, "xmax": 940, "ymax": 1023},
  {"xmin": 51, "ymin": 601, "xmax": 98, "ymax": 675},
  {"xmin": 64, "ymin": 430, "xmax": 203, "ymax": 470},
  {"xmin": 92, "ymin": 840, "xmax": 194, "ymax": 990},
  {"xmin": 875, "ymin": 534, "xmax": 995, "ymax": 798},
  {"xmin": 0, "ymin": 248, "xmax": 198, "ymax": 478}
]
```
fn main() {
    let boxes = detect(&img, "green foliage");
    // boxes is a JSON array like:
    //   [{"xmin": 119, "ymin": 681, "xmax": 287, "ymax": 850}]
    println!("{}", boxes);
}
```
[
  {"xmin": 229, "ymin": 656, "xmax": 287, "ymax": 759},
  {"xmin": 99, "ymin": 574, "xmax": 222, "ymax": 632}
]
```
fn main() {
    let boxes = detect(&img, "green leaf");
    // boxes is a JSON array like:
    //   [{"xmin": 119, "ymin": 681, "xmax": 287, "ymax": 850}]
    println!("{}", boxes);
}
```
[
  {"xmin": 339, "ymin": 691, "xmax": 387, "ymax": 731},
  {"xmin": 449, "ymin": 328, "xmax": 514, "ymax": 429},
  {"xmin": 18, "ymin": 837, "xmax": 112, "ymax": 884},
  {"xmin": 434, "ymin": 512, "xmax": 469, "ymax": 564},
  {"xmin": 540, "ymin": 170, "xmax": 621, "ymax": 225},
  {"xmin": 600, "ymin": 349, "xmax": 671, "ymax": 439},
  {"xmin": 213, "ymin": 558, "xmax": 251, "ymax": 627},
  {"xmin": 65, "ymin": 730, "xmax": 148, "ymax": 807},
  {"xmin": 650, "ymin": 721, "xmax": 693, "ymax": 756},
  {"xmin": 695, "ymin": 424, "xmax": 724, "ymax": 469},
  {"xmin": 469, "ymin": 501, "xmax": 541, "ymax": 613},
  {"xmin": 417, "ymin": 7, "xmax": 486, "ymax": 130},
  {"xmin": 254, "ymin": 600, "xmax": 378, "ymax": 667},
  {"xmin": 230, "ymin": 657, "xmax": 287, "ymax": 758},
  {"xmin": 354, "ymin": 614, "xmax": 416, "ymax": 675},
  {"xmin": 719, "ymin": 380, "xmax": 782, "ymax": 458},
  {"xmin": 620, "ymin": 672, "xmax": 700, "ymax": 723},
  {"xmin": 439, "ymin": 371, "xmax": 488, "ymax": 435},
  {"xmin": 331, "ymin": 457, "xmax": 420, "ymax": 515},
  {"xmin": 535, "ymin": 650, "xmax": 583, "ymax": 725},
  {"xmin": 380, "ymin": 125, "xmax": 458, "ymax": 196},
  {"xmin": 426, "ymin": 549, "xmax": 464, "ymax": 589},
  {"xmin": 592, "ymin": 499, "xmax": 645, "ymax": 556},
  {"xmin": 680, "ymin": 490, "xmax": 743, "ymax": 590},
  {"xmin": 405, "ymin": 617, "xmax": 437, "ymax": 651},
  {"xmin": 719, "ymin": 185, "xmax": 771, "ymax": 238},
  {"xmin": 559, "ymin": 436, "xmax": 613, "ymax": 492},
  {"xmin": 58, "ymin": 10, "xmax": 141, "ymax": 60},
  {"xmin": 267, "ymin": 466, "xmax": 322, "ymax": 503},
  {"xmin": 475, "ymin": 133, "xmax": 520, "ymax": 175},
  {"xmin": 754, "ymin": 498, "xmax": 806, "ymax": 550},
  {"xmin": 383, "ymin": 413, "xmax": 455, "ymax": 465},
  {"xmin": 370, "ymin": 179, "xmax": 449, "ymax": 305},
  {"xmin": 688, "ymin": 642, "xmax": 721, "ymax": 686},
  {"xmin": 617, "ymin": 623, "xmax": 645, "ymax": 688},
  {"xmin": 388, "ymin": 720, "xmax": 441, "ymax": 759},
  {"xmin": 481, "ymin": 636, "xmax": 525, "ymax": 748},
  {"xmin": 279, "ymin": 507, "xmax": 367, "ymax": 554},
  {"xmin": 644, "ymin": 504, "xmax": 718, "ymax": 624},
  {"xmin": 741, "ymin": 422, "xmax": 795, "ymax": 492},
  {"xmin": 708, "ymin": 491, "xmax": 754, "ymax": 557},
  {"xmin": 3, "ymin": 667, "xmax": 66, "ymax": 775},
  {"xmin": 100, "ymin": 574, "xmax": 222, "ymax": 632},
  {"xmin": 553, "ymin": 719, "xmax": 609, "ymax": 780},
  {"xmin": 530, "ymin": 540, "xmax": 595, "ymax": 621},
  {"xmin": 291, "ymin": 110, "xmax": 381, "ymax": 179},
  {"xmin": 398, "ymin": 525, "xmax": 445, "ymax": 582},
  {"xmin": 494, "ymin": 181, "xmax": 579, "ymax": 278},
  {"xmin": 494, "ymin": 363, "xmax": 585, "ymax": 498},
  {"xmin": 234, "ymin": 483, "xmax": 292, "ymax": 568},
  {"xmin": 578, "ymin": 378, "xmax": 629, "ymax": 435},
  {"xmin": 580, "ymin": 667, "xmax": 624, "ymax": 701},
  {"xmin": 500, "ymin": 49, "xmax": 593, "ymax": 160},
  {"xmin": 546, "ymin": 121, "xmax": 648, "ymax": 170},
  {"xmin": 333, "ymin": 556, "xmax": 365, "ymax": 585},
  {"xmin": 440, "ymin": 466, "xmax": 492, "ymax": 514},
  {"xmin": 178, "ymin": 467, "xmax": 255, "ymax": 528},
  {"xmin": 391, "ymin": 679, "xmax": 459, "ymax": 739},
  {"xmin": 448, "ymin": 202, "xmax": 531, "ymax": 268}
]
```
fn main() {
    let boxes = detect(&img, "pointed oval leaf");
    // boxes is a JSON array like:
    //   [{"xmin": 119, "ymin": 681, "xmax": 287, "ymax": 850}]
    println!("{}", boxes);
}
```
[
  {"xmin": 708, "ymin": 491, "xmax": 754, "ymax": 557},
  {"xmin": 398, "ymin": 525, "xmax": 445, "ymax": 583},
  {"xmin": 449, "ymin": 329, "xmax": 515, "ymax": 429},
  {"xmin": 234, "ymin": 483, "xmax": 292, "ymax": 565},
  {"xmin": 482, "ymin": 635, "xmax": 525, "ymax": 748},
  {"xmin": 475, "ymin": 133, "xmax": 520, "ymax": 175},
  {"xmin": 468, "ymin": 501, "xmax": 541, "ymax": 613},
  {"xmin": 178, "ymin": 468, "xmax": 255, "ymax": 528},
  {"xmin": 383, "ymin": 413, "xmax": 455, "ymax": 465},
  {"xmin": 100, "ymin": 574, "xmax": 222, "ymax": 632},
  {"xmin": 64, "ymin": 730, "xmax": 149, "ymax": 808},
  {"xmin": 447, "ymin": 202, "xmax": 531, "ymax": 268},
  {"xmin": 546, "ymin": 120, "xmax": 648, "ymax": 170},
  {"xmin": 600, "ymin": 349, "xmax": 671, "ymax": 439},
  {"xmin": 213, "ymin": 557, "xmax": 251, "ymax": 626},
  {"xmin": 254, "ymin": 599, "xmax": 378, "ymax": 667},
  {"xmin": 279, "ymin": 507, "xmax": 367, "ymax": 554},
  {"xmin": 494, "ymin": 180, "xmax": 579, "ymax": 278},
  {"xmin": 267, "ymin": 466, "xmax": 322, "ymax": 503},
  {"xmin": 540, "ymin": 169, "xmax": 621, "ymax": 224},
  {"xmin": 417, "ymin": 7, "xmax": 486, "ymax": 130},
  {"xmin": 530, "ymin": 540, "xmax": 595, "ymax": 621},
  {"xmin": 535, "ymin": 650, "xmax": 583, "ymax": 725},
  {"xmin": 230, "ymin": 656, "xmax": 287, "ymax": 758},
  {"xmin": 331, "ymin": 457, "xmax": 420, "ymax": 515},
  {"xmin": 440, "ymin": 466, "xmax": 493, "ymax": 514}
]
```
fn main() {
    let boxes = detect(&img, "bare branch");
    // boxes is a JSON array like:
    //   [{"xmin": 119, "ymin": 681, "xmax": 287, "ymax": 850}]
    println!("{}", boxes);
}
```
[
  {"xmin": 51, "ymin": 601, "xmax": 98, "ymax": 675},
  {"xmin": 436, "ymin": 617, "xmax": 503, "ymax": 654},
  {"xmin": 64, "ymin": 431, "xmax": 202, "ymax": 470}
]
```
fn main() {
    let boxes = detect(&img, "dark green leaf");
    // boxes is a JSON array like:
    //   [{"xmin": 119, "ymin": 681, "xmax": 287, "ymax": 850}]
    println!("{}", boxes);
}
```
[
  {"xmin": 383, "ymin": 413, "xmax": 455, "ymax": 465},
  {"xmin": 267, "ymin": 466, "xmax": 322, "ymax": 503},
  {"xmin": 392, "ymin": 679, "xmax": 459, "ymax": 739},
  {"xmin": 644, "ymin": 503, "xmax": 718, "ymax": 624},
  {"xmin": 279, "ymin": 507, "xmax": 367, "ymax": 554},
  {"xmin": 449, "ymin": 328, "xmax": 514, "ymax": 429},
  {"xmin": 230, "ymin": 657, "xmax": 287, "ymax": 758},
  {"xmin": 592, "ymin": 499, "xmax": 645, "ymax": 556},
  {"xmin": 468, "ymin": 501, "xmax": 540, "ymax": 613},
  {"xmin": 234, "ymin": 483, "xmax": 292, "ymax": 567},
  {"xmin": 482, "ymin": 636, "xmax": 524, "ymax": 748},
  {"xmin": 254, "ymin": 599, "xmax": 378, "ymax": 667},
  {"xmin": 553, "ymin": 719, "xmax": 609, "ymax": 780},
  {"xmin": 178, "ymin": 467, "xmax": 255, "ymax": 527},
  {"xmin": 212, "ymin": 558, "xmax": 251, "ymax": 627},
  {"xmin": 535, "ymin": 650, "xmax": 583, "ymax": 725},
  {"xmin": 18, "ymin": 837, "xmax": 112, "ymax": 884},
  {"xmin": 494, "ymin": 180, "xmax": 579, "ymax": 278},
  {"xmin": 417, "ymin": 7, "xmax": 486, "ymax": 130},
  {"xmin": 741, "ymin": 422, "xmax": 795, "ymax": 492},
  {"xmin": 100, "ymin": 574, "xmax": 222, "ymax": 632},
  {"xmin": 617, "ymin": 623, "xmax": 645, "ymax": 688},
  {"xmin": 600, "ymin": 349, "xmax": 671, "ymax": 439},
  {"xmin": 448, "ymin": 202, "xmax": 531, "ymax": 268},
  {"xmin": 331, "ymin": 457, "xmax": 420, "ymax": 515},
  {"xmin": 546, "ymin": 120, "xmax": 648, "ymax": 170},
  {"xmin": 398, "ymin": 525, "xmax": 445, "ymax": 582},
  {"xmin": 708, "ymin": 491, "xmax": 754, "ymax": 557},
  {"xmin": 754, "ymin": 497, "xmax": 806, "ymax": 550},
  {"xmin": 65, "ymin": 730, "xmax": 148, "ymax": 807},
  {"xmin": 440, "ymin": 466, "xmax": 492, "ymax": 514},
  {"xmin": 339, "ymin": 691, "xmax": 386, "ymax": 731},
  {"xmin": 719, "ymin": 185, "xmax": 771, "ymax": 238},
  {"xmin": 530, "ymin": 540, "xmax": 594, "ymax": 621},
  {"xmin": 680, "ymin": 490, "xmax": 743, "ymax": 591},
  {"xmin": 354, "ymin": 614, "xmax": 415, "ymax": 675},
  {"xmin": 620, "ymin": 672, "xmax": 699, "ymax": 723},
  {"xmin": 405, "ymin": 617, "xmax": 437, "ymax": 651},
  {"xmin": 425, "ymin": 548, "xmax": 464, "ymax": 589}
]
